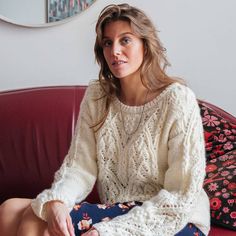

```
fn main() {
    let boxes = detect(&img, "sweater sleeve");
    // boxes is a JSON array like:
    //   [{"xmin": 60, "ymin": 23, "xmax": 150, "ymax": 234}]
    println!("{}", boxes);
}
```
[
  {"xmin": 93, "ymin": 88, "xmax": 207, "ymax": 236},
  {"xmin": 31, "ymin": 85, "xmax": 98, "ymax": 221}
]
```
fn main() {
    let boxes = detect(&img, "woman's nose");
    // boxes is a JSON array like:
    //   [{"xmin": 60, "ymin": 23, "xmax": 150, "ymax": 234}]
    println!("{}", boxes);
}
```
[{"xmin": 111, "ymin": 43, "xmax": 121, "ymax": 56}]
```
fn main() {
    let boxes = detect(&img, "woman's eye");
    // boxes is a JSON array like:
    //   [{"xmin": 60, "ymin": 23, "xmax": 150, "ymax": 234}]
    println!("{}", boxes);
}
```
[
  {"xmin": 103, "ymin": 40, "xmax": 112, "ymax": 47},
  {"xmin": 121, "ymin": 37, "xmax": 131, "ymax": 45}
]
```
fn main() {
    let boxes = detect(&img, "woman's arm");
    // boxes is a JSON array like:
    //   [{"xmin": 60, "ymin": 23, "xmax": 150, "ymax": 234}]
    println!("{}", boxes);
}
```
[{"xmin": 31, "ymin": 84, "xmax": 98, "ymax": 221}]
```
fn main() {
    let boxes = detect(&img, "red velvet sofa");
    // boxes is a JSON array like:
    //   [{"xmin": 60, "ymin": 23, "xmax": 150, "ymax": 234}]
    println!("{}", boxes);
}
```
[{"xmin": 0, "ymin": 86, "xmax": 235, "ymax": 235}]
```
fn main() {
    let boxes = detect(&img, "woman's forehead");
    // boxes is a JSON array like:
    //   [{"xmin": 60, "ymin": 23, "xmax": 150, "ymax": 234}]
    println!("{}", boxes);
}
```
[{"xmin": 102, "ymin": 20, "xmax": 133, "ymax": 38}]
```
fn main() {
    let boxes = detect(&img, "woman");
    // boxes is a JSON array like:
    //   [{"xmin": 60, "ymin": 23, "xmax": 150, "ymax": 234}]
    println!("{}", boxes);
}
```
[{"xmin": 0, "ymin": 4, "xmax": 210, "ymax": 236}]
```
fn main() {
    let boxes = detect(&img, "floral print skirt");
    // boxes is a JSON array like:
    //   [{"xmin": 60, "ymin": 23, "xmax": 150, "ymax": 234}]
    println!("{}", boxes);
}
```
[{"xmin": 70, "ymin": 201, "xmax": 205, "ymax": 236}]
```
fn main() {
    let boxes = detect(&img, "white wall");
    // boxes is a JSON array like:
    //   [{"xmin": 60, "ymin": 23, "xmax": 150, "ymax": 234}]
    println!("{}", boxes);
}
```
[
  {"xmin": 0, "ymin": 0, "xmax": 46, "ymax": 24},
  {"xmin": 0, "ymin": 0, "xmax": 235, "ymax": 116}
]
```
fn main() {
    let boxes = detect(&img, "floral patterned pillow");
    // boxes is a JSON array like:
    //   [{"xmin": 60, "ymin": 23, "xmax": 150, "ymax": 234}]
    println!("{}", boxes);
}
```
[{"xmin": 199, "ymin": 101, "xmax": 236, "ymax": 230}]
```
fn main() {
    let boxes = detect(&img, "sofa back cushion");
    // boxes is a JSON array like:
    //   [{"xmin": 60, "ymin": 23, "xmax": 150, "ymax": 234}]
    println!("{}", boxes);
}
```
[
  {"xmin": 1, "ymin": 88, "xmax": 235, "ymax": 231},
  {"xmin": 0, "ymin": 86, "xmax": 86, "ymax": 203},
  {"xmin": 199, "ymin": 100, "xmax": 236, "ymax": 231}
]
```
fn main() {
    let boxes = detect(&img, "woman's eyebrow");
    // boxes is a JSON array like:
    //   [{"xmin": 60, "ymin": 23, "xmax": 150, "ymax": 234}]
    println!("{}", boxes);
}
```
[{"xmin": 102, "ymin": 32, "xmax": 134, "ymax": 40}]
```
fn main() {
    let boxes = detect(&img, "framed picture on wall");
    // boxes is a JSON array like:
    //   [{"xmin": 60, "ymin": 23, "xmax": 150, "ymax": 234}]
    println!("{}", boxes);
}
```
[{"xmin": 47, "ymin": 0, "xmax": 96, "ymax": 23}]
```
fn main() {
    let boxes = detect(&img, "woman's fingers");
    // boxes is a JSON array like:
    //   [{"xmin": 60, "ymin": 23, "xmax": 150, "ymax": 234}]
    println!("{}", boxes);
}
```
[
  {"xmin": 46, "ymin": 201, "xmax": 74, "ymax": 236},
  {"xmin": 60, "ymin": 223, "xmax": 71, "ymax": 236},
  {"xmin": 49, "ymin": 224, "xmax": 70, "ymax": 236},
  {"xmin": 48, "ymin": 220, "xmax": 68, "ymax": 236},
  {"xmin": 55, "ymin": 216, "xmax": 73, "ymax": 236},
  {"xmin": 89, "ymin": 230, "xmax": 99, "ymax": 236},
  {"xmin": 82, "ymin": 229, "xmax": 99, "ymax": 236},
  {"xmin": 66, "ymin": 215, "xmax": 75, "ymax": 236}
]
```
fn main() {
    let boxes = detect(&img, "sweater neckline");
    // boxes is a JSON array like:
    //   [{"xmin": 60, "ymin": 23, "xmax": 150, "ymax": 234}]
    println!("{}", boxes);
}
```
[{"xmin": 113, "ymin": 82, "xmax": 179, "ymax": 113}]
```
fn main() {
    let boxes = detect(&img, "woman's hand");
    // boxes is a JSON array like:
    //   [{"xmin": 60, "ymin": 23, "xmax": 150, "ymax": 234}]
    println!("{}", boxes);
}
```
[
  {"xmin": 82, "ymin": 228, "xmax": 99, "ymax": 236},
  {"xmin": 45, "ymin": 200, "xmax": 75, "ymax": 236}
]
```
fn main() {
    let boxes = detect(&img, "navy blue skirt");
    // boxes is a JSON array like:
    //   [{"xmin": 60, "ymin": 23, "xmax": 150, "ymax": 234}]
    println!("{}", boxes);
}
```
[{"xmin": 70, "ymin": 201, "xmax": 205, "ymax": 236}]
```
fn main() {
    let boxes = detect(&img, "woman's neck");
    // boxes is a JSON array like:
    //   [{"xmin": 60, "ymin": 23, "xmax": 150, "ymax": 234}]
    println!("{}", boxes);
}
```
[
  {"xmin": 119, "ymin": 76, "xmax": 149, "ymax": 106},
  {"xmin": 119, "ymin": 77, "xmax": 165, "ymax": 106}
]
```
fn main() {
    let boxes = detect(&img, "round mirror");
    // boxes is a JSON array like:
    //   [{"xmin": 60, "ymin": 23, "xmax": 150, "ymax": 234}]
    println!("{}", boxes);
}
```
[{"xmin": 0, "ymin": 0, "xmax": 96, "ymax": 27}]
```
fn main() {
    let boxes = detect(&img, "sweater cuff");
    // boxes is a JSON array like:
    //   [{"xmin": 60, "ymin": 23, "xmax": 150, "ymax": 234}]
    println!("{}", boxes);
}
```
[
  {"xmin": 93, "ymin": 222, "xmax": 124, "ymax": 236},
  {"xmin": 93, "ymin": 219, "xmax": 153, "ymax": 236},
  {"xmin": 31, "ymin": 191, "xmax": 73, "ymax": 221}
]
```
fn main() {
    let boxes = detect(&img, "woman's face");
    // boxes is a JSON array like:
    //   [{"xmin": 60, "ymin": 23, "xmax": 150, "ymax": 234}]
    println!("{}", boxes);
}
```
[{"xmin": 102, "ymin": 20, "xmax": 144, "ymax": 80}]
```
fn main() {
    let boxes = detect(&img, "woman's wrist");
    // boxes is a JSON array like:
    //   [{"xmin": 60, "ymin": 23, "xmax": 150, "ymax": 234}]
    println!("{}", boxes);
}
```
[{"xmin": 44, "ymin": 200, "xmax": 65, "ymax": 220}]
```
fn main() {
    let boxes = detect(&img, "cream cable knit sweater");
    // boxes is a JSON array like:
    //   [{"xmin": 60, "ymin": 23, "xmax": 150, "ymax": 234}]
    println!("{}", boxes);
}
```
[{"xmin": 31, "ymin": 81, "xmax": 210, "ymax": 236}]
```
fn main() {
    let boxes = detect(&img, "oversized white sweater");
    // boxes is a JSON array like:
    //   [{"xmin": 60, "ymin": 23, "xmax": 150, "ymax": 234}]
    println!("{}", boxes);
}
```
[{"xmin": 31, "ymin": 81, "xmax": 210, "ymax": 236}]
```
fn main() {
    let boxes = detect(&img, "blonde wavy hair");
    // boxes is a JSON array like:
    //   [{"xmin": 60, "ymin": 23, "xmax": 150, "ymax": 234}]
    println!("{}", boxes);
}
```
[{"xmin": 93, "ymin": 3, "xmax": 182, "ymax": 130}]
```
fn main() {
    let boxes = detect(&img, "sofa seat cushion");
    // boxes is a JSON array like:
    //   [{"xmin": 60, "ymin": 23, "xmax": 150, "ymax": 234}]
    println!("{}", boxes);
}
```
[{"xmin": 209, "ymin": 225, "xmax": 236, "ymax": 236}]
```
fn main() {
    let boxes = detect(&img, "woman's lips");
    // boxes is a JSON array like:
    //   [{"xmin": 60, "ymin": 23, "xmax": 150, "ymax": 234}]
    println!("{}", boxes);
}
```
[{"xmin": 111, "ymin": 60, "xmax": 127, "ymax": 66}]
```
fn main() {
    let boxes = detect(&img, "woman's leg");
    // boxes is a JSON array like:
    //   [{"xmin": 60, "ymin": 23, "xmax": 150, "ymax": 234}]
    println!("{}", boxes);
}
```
[
  {"xmin": 70, "ymin": 201, "xmax": 141, "ymax": 235},
  {"xmin": 17, "ymin": 205, "xmax": 49, "ymax": 236},
  {"xmin": 71, "ymin": 202, "xmax": 205, "ymax": 236},
  {"xmin": 0, "ymin": 198, "xmax": 31, "ymax": 236},
  {"xmin": 0, "ymin": 198, "xmax": 49, "ymax": 236},
  {"xmin": 175, "ymin": 223, "xmax": 205, "ymax": 236}
]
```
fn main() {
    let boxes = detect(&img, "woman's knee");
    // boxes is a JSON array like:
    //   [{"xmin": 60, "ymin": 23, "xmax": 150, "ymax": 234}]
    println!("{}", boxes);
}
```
[
  {"xmin": 17, "ymin": 205, "xmax": 48, "ymax": 236},
  {"xmin": 1, "ymin": 198, "xmax": 31, "ymax": 213},
  {"xmin": 0, "ymin": 198, "xmax": 30, "ymax": 221},
  {"xmin": 0, "ymin": 198, "xmax": 31, "ymax": 236}
]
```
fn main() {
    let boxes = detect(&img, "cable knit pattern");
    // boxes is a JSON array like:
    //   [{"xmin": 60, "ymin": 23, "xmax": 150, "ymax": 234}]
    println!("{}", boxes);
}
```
[{"xmin": 31, "ymin": 81, "xmax": 210, "ymax": 235}]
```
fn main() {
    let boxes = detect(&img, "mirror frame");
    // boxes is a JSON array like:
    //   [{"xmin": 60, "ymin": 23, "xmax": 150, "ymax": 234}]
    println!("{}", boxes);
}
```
[{"xmin": 0, "ymin": 0, "xmax": 97, "ymax": 28}]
